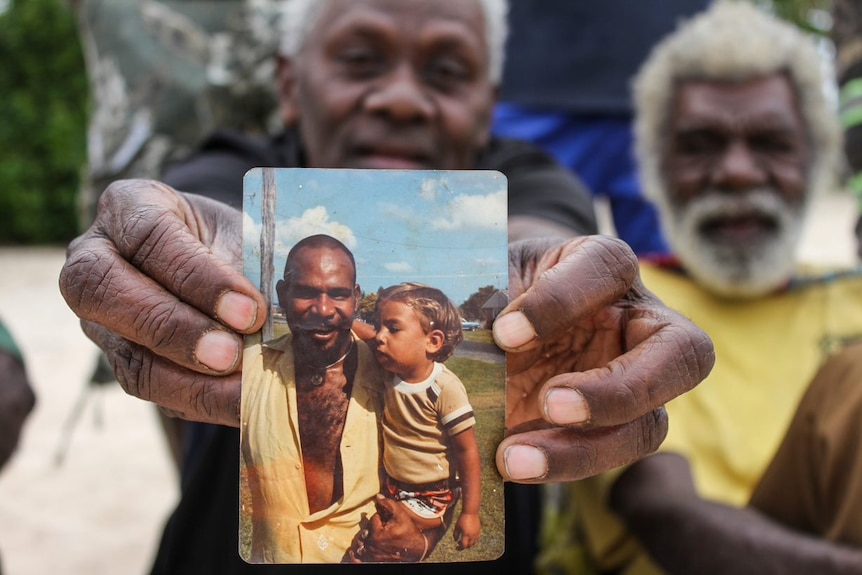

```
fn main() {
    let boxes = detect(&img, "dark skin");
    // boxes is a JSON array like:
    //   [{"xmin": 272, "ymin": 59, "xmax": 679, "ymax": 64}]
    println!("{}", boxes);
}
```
[
  {"xmin": 0, "ymin": 350, "xmax": 35, "ymax": 470},
  {"xmin": 609, "ymin": 75, "xmax": 862, "ymax": 573},
  {"xmin": 294, "ymin": 355, "xmax": 357, "ymax": 512},
  {"xmin": 612, "ymin": 453, "xmax": 862, "ymax": 574},
  {"xmin": 277, "ymin": 0, "xmax": 495, "ymax": 172},
  {"xmin": 276, "ymin": 243, "xmax": 361, "ymax": 512},
  {"xmin": 662, "ymin": 74, "xmax": 811, "ymax": 210},
  {"xmin": 58, "ymin": 0, "xmax": 715, "ymax": 563}
]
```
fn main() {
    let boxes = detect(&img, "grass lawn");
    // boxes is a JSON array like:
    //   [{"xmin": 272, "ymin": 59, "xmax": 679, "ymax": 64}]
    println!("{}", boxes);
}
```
[{"xmin": 424, "ymin": 356, "xmax": 505, "ymax": 563}]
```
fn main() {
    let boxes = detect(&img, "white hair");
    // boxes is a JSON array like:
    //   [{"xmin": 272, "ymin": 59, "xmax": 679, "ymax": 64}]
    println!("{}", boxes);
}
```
[
  {"xmin": 278, "ymin": 0, "xmax": 508, "ymax": 85},
  {"xmin": 634, "ymin": 0, "xmax": 842, "ymax": 214}
]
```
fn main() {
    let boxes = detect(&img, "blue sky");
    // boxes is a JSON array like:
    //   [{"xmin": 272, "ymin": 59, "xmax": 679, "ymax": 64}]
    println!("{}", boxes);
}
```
[{"xmin": 243, "ymin": 168, "xmax": 508, "ymax": 308}]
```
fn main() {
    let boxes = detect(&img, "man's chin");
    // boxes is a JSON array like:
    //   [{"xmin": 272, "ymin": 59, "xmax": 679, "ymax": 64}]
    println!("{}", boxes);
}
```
[
  {"xmin": 678, "ymin": 238, "xmax": 794, "ymax": 299},
  {"xmin": 293, "ymin": 329, "xmax": 350, "ymax": 356}
]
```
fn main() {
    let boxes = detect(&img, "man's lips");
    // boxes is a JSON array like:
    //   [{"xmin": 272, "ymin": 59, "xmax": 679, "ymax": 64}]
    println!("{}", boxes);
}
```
[
  {"xmin": 700, "ymin": 214, "xmax": 778, "ymax": 244},
  {"xmin": 296, "ymin": 325, "xmax": 340, "ymax": 343},
  {"xmin": 352, "ymin": 142, "xmax": 433, "ymax": 170},
  {"xmin": 359, "ymin": 155, "xmax": 427, "ymax": 170}
]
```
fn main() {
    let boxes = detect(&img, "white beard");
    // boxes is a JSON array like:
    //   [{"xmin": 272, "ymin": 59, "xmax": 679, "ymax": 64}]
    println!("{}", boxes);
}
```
[{"xmin": 663, "ymin": 189, "xmax": 807, "ymax": 299}]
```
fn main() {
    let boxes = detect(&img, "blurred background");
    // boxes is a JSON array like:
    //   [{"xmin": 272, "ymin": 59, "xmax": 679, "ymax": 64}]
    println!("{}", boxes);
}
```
[{"xmin": 0, "ymin": 0, "xmax": 856, "ymax": 574}]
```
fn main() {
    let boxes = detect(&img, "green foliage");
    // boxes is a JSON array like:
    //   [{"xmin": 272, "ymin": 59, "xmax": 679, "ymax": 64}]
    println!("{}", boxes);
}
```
[
  {"xmin": 429, "ymin": 356, "xmax": 506, "ymax": 563},
  {"xmin": 0, "ymin": 0, "xmax": 88, "ymax": 244},
  {"xmin": 459, "ymin": 285, "xmax": 497, "ymax": 321},
  {"xmin": 750, "ymin": 0, "xmax": 834, "ymax": 35},
  {"xmin": 357, "ymin": 291, "xmax": 379, "ymax": 322}
]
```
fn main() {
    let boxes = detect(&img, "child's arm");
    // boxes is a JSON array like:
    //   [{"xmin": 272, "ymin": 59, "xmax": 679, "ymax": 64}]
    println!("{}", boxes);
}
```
[{"xmin": 451, "ymin": 426, "xmax": 482, "ymax": 550}]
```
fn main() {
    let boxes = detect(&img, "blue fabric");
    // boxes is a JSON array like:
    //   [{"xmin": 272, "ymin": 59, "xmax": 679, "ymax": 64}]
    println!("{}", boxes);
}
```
[
  {"xmin": 493, "ymin": 103, "xmax": 669, "ymax": 256},
  {"xmin": 499, "ymin": 0, "xmax": 711, "ymax": 113}
]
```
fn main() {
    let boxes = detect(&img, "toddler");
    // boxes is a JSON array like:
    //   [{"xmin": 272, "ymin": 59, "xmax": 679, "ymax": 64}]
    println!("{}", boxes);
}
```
[{"xmin": 372, "ymin": 282, "xmax": 482, "ymax": 552}]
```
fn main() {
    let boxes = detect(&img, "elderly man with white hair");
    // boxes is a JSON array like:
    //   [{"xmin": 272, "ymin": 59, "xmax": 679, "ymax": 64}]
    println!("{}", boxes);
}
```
[{"xmin": 546, "ymin": 2, "xmax": 862, "ymax": 574}]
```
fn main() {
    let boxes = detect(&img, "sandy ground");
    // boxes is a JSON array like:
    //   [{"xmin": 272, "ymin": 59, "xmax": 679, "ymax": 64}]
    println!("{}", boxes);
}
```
[
  {"xmin": 0, "ymin": 248, "xmax": 177, "ymax": 575},
  {"xmin": 0, "ymin": 190, "xmax": 856, "ymax": 575}
]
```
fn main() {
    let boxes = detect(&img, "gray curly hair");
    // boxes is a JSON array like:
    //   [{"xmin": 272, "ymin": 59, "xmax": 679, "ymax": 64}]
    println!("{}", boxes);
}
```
[
  {"xmin": 278, "ymin": 0, "xmax": 509, "ymax": 85},
  {"xmin": 634, "ymin": 0, "xmax": 842, "ymax": 210}
]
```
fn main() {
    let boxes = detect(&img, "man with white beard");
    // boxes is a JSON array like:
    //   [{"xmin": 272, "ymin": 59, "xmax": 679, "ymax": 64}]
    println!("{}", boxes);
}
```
[{"xmin": 539, "ymin": 3, "xmax": 862, "ymax": 574}]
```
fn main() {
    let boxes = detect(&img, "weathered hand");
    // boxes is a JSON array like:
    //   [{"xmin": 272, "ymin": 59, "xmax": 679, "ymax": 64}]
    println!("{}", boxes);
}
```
[
  {"xmin": 493, "ymin": 236, "xmax": 715, "ymax": 483},
  {"xmin": 59, "ymin": 180, "xmax": 266, "ymax": 426},
  {"xmin": 344, "ymin": 495, "xmax": 433, "ymax": 563}
]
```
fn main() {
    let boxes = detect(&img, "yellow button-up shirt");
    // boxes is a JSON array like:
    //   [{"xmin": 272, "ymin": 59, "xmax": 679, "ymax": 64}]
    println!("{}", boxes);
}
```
[{"xmin": 240, "ymin": 332, "xmax": 385, "ymax": 564}]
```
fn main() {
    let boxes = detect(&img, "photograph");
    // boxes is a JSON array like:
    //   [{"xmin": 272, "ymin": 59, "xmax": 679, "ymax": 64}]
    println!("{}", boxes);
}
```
[{"xmin": 239, "ymin": 167, "xmax": 508, "ymax": 564}]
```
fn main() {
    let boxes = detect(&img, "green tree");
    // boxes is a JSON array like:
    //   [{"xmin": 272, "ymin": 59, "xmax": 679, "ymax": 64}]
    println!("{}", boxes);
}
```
[
  {"xmin": 750, "ymin": 0, "xmax": 833, "ymax": 35},
  {"xmin": 0, "ymin": 0, "xmax": 88, "ymax": 244},
  {"xmin": 356, "ymin": 291, "xmax": 379, "ymax": 323},
  {"xmin": 459, "ymin": 285, "xmax": 497, "ymax": 321}
]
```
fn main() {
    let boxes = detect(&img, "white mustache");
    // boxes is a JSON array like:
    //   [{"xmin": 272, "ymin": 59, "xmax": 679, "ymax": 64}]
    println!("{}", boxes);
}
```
[{"xmin": 675, "ymin": 188, "xmax": 801, "ymax": 226}]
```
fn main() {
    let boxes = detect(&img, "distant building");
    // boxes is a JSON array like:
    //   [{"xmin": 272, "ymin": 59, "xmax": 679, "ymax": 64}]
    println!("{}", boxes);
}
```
[{"xmin": 480, "ymin": 290, "xmax": 509, "ymax": 328}]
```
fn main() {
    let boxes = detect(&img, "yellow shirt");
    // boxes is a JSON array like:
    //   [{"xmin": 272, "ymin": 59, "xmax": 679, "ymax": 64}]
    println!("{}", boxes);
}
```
[
  {"xmin": 240, "ymin": 332, "xmax": 385, "ymax": 564},
  {"xmin": 560, "ymin": 264, "xmax": 862, "ymax": 575}
]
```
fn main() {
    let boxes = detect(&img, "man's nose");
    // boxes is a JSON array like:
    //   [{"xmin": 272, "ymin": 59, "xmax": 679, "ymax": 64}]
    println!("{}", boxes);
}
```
[
  {"xmin": 712, "ymin": 140, "xmax": 767, "ymax": 190},
  {"xmin": 365, "ymin": 64, "xmax": 434, "ymax": 122},
  {"xmin": 311, "ymin": 294, "xmax": 335, "ymax": 317}
]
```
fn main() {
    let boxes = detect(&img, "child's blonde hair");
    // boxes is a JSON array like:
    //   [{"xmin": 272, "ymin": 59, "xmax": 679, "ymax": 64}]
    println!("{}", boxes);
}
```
[{"xmin": 376, "ymin": 282, "xmax": 464, "ymax": 362}]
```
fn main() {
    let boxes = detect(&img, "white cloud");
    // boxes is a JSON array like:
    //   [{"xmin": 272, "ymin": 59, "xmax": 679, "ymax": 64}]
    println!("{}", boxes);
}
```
[
  {"xmin": 276, "ymin": 206, "xmax": 357, "ymax": 249},
  {"xmin": 383, "ymin": 261, "xmax": 414, "ymax": 273},
  {"xmin": 379, "ymin": 202, "xmax": 415, "ymax": 221},
  {"xmin": 472, "ymin": 257, "xmax": 502, "ymax": 268},
  {"xmin": 419, "ymin": 179, "xmax": 446, "ymax": 201},
  {"xmin": 242, "ymin": 210, "xmax": 262, "ymax": 248},
  {"xmin": 432, "ymin": 190, "xmax": 507, "ymax": 230}
]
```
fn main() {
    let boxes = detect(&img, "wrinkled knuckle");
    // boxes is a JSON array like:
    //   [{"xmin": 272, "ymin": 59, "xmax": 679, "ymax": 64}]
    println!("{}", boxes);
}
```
[
  {"xmin": 135, "ymin": 301, "xmax": 182, "ymax": 349},
  {"xmin": 191, "ymin": 383, "xmax": 218, "ymax": 421},
  {"xmin": 667, "ymin": 321, "xmax": 716, "ymax": 392},
  {"xmin": 60, "ymin": 249, "xmax": 115, "ymax": 317},
  {"xmin": 638, "ymin": 407, "xmax": 668, "ymax": 456},
  {"xmin": 575, "ymin": 441, "xmax": 600, "ymax": 477},
  {"xmin": 597, "ymin": 239, "xmax": 638, "ymax": 293},
  {"xmin": 117, "ymin": 206, "xmax": 175, "ymax": 262},
  {"xmin": 167, "ymin": 244, "xmax": 216, "ymax": 295},
  {"xmin": 692, "ymin": 329, "xmax": 717, "ymax": 380},
  {"xmin": 617, "ymin": 374, "xmax": 654, "ymax": 424},
  {"xmin": 538, "ymin": 265, "xmax": 583, "ymax": 312},
  {"xmin": 109, "ymin": 342, "xmax": 152, "ymax": 402}
]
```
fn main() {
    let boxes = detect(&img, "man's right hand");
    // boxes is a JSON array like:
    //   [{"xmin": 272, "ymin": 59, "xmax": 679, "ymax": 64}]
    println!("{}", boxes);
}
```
[{"xmin": 59, "ymin": 180, "xmax": 266, "ymax": 427}]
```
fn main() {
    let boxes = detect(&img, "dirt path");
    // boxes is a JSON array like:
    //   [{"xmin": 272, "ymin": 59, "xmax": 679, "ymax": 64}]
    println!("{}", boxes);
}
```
[{"xmin": 0, "ymin": 247, "xmax": 177, "ymax": 575}]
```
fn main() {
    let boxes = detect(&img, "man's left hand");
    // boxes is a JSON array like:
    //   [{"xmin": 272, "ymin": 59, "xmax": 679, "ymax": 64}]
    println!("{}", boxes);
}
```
[{"xmin": 493, "ymin": 236, "xmax": 715, "ymax": 483}]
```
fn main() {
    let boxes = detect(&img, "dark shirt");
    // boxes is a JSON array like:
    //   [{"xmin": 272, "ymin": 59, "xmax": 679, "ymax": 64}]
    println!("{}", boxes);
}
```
[
  {"xmin": 150, "ymin": 128, "xmax": 597, "ymax": 575},
  {"xmin": 165, "ymin": 128, "xmax": 597, "ymax": 235}
]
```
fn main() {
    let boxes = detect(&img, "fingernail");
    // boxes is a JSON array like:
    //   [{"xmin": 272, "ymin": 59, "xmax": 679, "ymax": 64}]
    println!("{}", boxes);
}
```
[
  {"xmin": 196, "ymin": 330, "xmax": 239, "ymax": 371},
  {"xmin": 217, "ymin": 291, "xmax": 258, "ymax": 331},
  {"xmin": 546, "ymin": 388, "xmax": 590, "ymax": 424},
  {"xmin": 493, "ymin": 311, "xmax": 537, "ymax": 348},
  {"xmin": 504, "ymin": 445, "xmax": 547, "ymax": 480}
]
